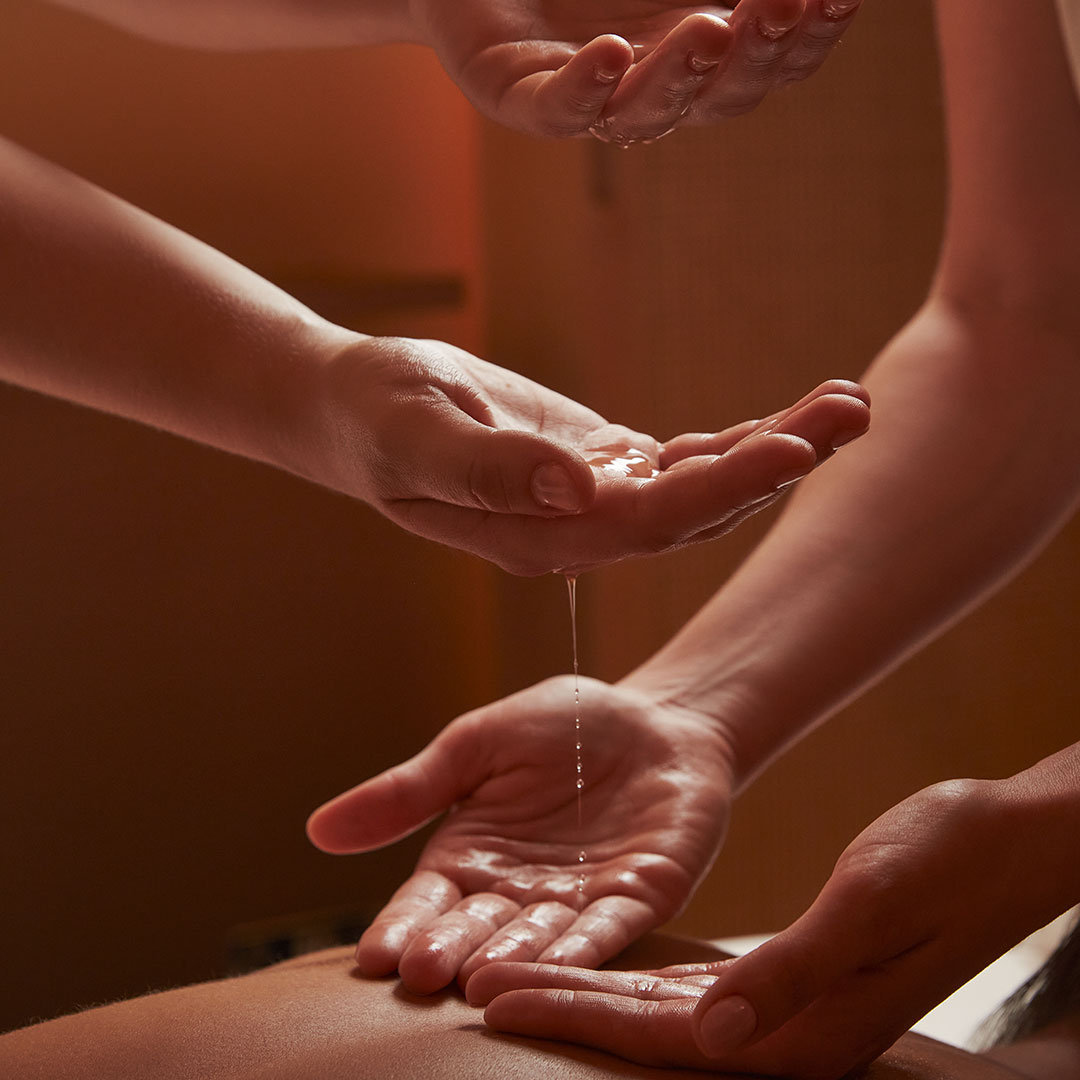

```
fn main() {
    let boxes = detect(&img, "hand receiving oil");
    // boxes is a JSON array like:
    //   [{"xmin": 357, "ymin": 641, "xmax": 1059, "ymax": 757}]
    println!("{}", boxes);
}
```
[{"xmin": 306, "ymin": 676, "xmax": 734, "ymax": 993}]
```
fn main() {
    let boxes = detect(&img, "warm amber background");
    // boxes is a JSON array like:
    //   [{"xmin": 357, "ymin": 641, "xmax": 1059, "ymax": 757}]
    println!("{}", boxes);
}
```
[{"xmin": 2, "ymin": 0, "xmax": 1078, "ymax": 1033}]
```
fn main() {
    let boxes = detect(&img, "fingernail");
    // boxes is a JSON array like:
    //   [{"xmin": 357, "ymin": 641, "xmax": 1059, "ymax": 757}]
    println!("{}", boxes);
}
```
[
  {"xmin": 824, "ymin": 0, "xmax": 860, "ymax": 19},
  {"xmin": 830, "ymin": 428, "xmax": 865, "ymax": 450},
  {"xmin": 758, "ymin": 17, "xmax": 797, "ymax": 41},
  {"xmin": 688, "ymin": 51, "xmax": 722, "ymax": 75},
  {"xmin": 697, "ymin": 995, "xmax": 757, "ymax": 1057},
  {"xmin": 774, "ymin": 464, "xmax": 812, "ymax": 490},
  {"xmin": 531, "ymin": 463, "xmax": 584, "ymax": 512}
]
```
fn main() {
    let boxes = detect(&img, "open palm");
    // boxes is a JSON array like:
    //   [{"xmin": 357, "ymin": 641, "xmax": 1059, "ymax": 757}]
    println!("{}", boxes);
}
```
[{"xmin": 306, "ymin": 676, "xmax": 733, "ymax": 993}]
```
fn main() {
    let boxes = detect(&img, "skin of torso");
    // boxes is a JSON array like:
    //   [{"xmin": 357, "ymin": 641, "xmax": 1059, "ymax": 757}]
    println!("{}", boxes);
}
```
[{"xmin": 0, "ymin": 936, "xmax": 1060, "ymax": 1080}]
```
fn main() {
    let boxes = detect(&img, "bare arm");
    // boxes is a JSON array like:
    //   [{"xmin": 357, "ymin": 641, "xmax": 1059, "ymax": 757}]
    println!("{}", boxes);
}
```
[
  {"xmin": 624, "ymin": 0, "xmax": 1080, "ymax": 790},
  {"xmin": 0, "ymin": 133, "xmax": 341, "ymax": 477},
  {"xmin": 2, "ymin": 135, "xmax": 868, "ymax": 572},
  {"xmin": 41, "ymin": 0, "xmax": 418, "ymax": 48}
]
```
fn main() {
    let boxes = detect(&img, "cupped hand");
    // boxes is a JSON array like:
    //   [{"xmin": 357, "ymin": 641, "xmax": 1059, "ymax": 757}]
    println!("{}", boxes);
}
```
[
  {"xmin": 306, "ymin": 677, "xmax": 734, "ymax": 994},
  {"xmin": 311, "ymin": 335, "xmax": 870, "ymax": 575},
  {"xmin": 471, "ymin": 776, "xmax": 1070, "ymax": 1078},
  {"xmin": 415, "ymin": 0, "xmax": 862, "ymax": 140}
]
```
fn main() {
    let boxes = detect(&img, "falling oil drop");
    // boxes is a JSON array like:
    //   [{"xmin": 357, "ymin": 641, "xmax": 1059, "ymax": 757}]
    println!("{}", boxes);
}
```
[{"xmin": 565, "ymin": 573, "xmax": 586, "ymax": 898}]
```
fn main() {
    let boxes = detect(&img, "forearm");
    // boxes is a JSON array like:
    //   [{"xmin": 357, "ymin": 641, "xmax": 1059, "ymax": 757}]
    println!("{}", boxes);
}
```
[
  {"xmin": 624, "ymin": 0, "xmax": 1080, "ymax": 790},
  {"xmin": 40, "ymin": 0, "xmax": 421, "ymax": 49},
  {"xmin": 0, "ymin": 134, "xmax": 353, "ymax": 480},
  {"xmin": 626, "ymin": 304, "xmax": 1080, "ymax": 787}
]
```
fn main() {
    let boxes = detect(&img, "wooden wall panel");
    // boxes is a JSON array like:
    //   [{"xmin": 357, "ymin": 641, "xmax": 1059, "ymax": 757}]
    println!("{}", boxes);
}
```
[{"xmin": 0, "ymin": 0, "xmax": 495, "ymax": 1031}]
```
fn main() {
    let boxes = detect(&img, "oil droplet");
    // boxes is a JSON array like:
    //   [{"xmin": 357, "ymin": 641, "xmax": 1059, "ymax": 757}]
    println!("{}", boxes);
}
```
[{"xmin": 566, "ymin": 573, "xmax": 586, "ymax": 900}]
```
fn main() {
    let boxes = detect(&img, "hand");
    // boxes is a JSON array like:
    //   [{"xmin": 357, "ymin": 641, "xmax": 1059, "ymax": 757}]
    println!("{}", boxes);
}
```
[
  {"xmin": 309, "ymin": 335, "xmax": 870, "ymax": 575},
  {"xmin": 416, "ymin": 0, "xmax": 863, "ymax": 140},
  {"xmin": 306, "ymin": 677, "xmax": 733, "ymax": 993},
  {"xmin": 470, "ymin": 776, "xmax": 1072, "ymax": 1078}
]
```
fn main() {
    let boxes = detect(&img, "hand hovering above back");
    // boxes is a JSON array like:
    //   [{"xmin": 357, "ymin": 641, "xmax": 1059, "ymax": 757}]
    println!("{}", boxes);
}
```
[
  {"xmin": 309, "ymin": 335, "xmax": 870, "ymax": 575},
  {"xmin": 417, "ymin": 0, "xmax": 863, "ymax": 141},
  {"xmin": 306, "ymin": 677, "xmax": 735, "ymax": 994}
]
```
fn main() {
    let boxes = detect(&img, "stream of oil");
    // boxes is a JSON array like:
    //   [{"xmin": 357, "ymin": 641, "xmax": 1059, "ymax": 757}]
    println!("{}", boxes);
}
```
[
  {"xmin": 565, "ymin": 573, "xmax": 587, "ymax": 899},
  {"xmin": 562, "ymin": 446, "xmax": 658, "ymax": 903}
]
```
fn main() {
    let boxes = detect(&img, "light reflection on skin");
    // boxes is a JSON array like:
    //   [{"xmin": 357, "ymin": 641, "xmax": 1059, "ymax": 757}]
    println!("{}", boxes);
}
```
[{"xmin": 584, "ymin": 444, "xmax": 660, "ymax": 479}]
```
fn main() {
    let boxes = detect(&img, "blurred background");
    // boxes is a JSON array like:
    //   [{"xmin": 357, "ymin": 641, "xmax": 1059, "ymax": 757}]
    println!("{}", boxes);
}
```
[{"xmin": 2, "ymin": 0, "xmax": 1078, "ymax": 1033}]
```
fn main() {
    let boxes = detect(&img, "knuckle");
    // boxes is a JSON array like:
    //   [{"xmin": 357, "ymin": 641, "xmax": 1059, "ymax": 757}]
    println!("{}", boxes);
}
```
[
  {"xmin": 536, "ymin": 108, "xmax": 593, "ymax": 138},
  {"xmin": 563, "ymin": 88, "xmax": 607, "ymax": 119},
  {"xmin": 466, "ymin": 452, "xmax": 516, "ymax": 514},
  {"xmin": 770, "ymin": 948, "xmax": 824, "ymax": 1015},
  {"xmin": 925, "ymin": 776, "xmax": 990, "ymax": 808},
  {"xmin": 629, "ymin": 975, "xmax": 667, "ymax": 998},
  {"xmin": 779, "ymin": 55, "xmax": 824, "ymax": 85},
  {"xmin": 699, "ymin": 92, "xmax": 767, "ymax": 121},
  {"xmin": 659, "ymin": 81, "xmax": 695, "ymax": 111},
  {"xmin": 742, "ymin": 35, "xmax": 795, "ymax": 71}
]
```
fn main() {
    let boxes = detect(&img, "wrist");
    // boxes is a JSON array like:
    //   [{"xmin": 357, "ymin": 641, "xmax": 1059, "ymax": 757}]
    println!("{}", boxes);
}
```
[
  {"xmin": 275, "ymin": 325, "xmax": 380, "ymax": 503},
  {"xmin": 617, "ymin": 665, "xmax": 746, "ymax": 796}
]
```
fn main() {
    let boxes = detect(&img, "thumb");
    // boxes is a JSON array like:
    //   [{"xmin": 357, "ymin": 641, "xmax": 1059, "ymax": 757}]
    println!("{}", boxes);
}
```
[
  {"xmin": 403, "ymin": 407, "xmax": 596, "ymax": 516},
  {"xmin": 305, "ymin": 727, "xmax": 483, "ymax": 853},
  {"xmin": 691, "ymin": 885, "xmax": 882, "ymax": 1058}
]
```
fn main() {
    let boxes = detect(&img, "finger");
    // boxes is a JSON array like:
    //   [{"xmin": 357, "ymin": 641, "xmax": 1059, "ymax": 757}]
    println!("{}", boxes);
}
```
[
  {"xmin": 396, "ymin": 892, "xmax": 522, "ymax": 995},
  {"xmin": 663, "ymin": 392, "xmax": 869, "ymax": 468},
  {"xmin": 653, "ymin": 960, "xmax": 733, "ymax": 978},
  {"xmin": 305, "ymin": 722, "xmax": 485, "ymax": 853},
  {"xmin": 760, "ymin": 390, "xmax": 870, "ymax": 457},
  {"xmin": 484, "ymin": 988, "xmax": 708, "ymax": 1070},
  {"xmin": 661, "ymin": 380, "xmax": 870, "ymax": 467},
  {"xmin": 590, "ymin": 15, "xmax": 732, "ymax": 145},
  {"xmin": 689, "ymin": 889, "xmax": 896, "ymax": 1057},
  {"xmin": 671, "ymin": 489, "xmax": 785, "ymax": 548},
  {"xmin": 395, "ymin": 408, "xmax": 597, "ymax": 515},
  {"xmin": 778, "ymin": 0, "xmax": 863, "ymax": 86},
  {"xmin": 389, "ymin": 435, "xmax": 810, "ymax": 574},
  {"xmin": 661, "ymin": 419, "xmax": 765, "ymax": 465},
  {"xmin": 536, "ymin": 895, "xmax": 659, "ymax": 968},
  {"xmin": 620, "ymin": 432, "xmax": 819, "ymax": 552},
  {"xmin": 523, "ymin": 36, "xmax": 636, "ymax": 137},
  {"xmin": 474, "ymin": 36, "xmax": 635, "ymax": 138},
  {"xmin": 686, "ymin": 0, "xmax": 808, "ymax": 121},
  {"xmin": 354, "ymin": 871, "xmax": 462, "ymax": 977},
  {"xmin": 457, "ymin": 901, "xmax": 580, "ymax": 986},
  {"xmin": 664, "ymin": 392, "xmax": 871, "ymax": 544},
  {"xmin": 388, "ymin": 433, "xmax": 817, "ymax": 575},
  {"xmin": 467, "ymin": 961, "xmax": 718, "ymax": 1006},
  {"xmin": 716, "ymin": 950, "xmax": 950, "ymax": 1080},
  {"xmin": 753, "ymin": 377, "xmax": 870, "ymax": 428}
]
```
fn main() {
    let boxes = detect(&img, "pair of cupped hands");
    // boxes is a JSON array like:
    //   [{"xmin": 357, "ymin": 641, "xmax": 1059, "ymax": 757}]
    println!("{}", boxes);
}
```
[{"xmin": 308, "ymin": 680, "xmax": 1067, "ymax": 1078}]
